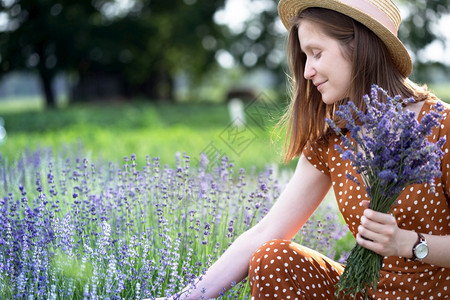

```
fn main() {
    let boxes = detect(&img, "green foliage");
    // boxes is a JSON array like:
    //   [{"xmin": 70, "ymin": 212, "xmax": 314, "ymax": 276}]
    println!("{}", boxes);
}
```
[
  {"xmin": 399, "ymin": 0, "xmax": 450, "ymax": 55},
  {"xmin": 0, "ymin": 0, "xmax": 228, "ymax": 104},
  {"xmin": 0, "ymin": 0, "xmax": 108, "ymax": 105},
  {"xmin": 233, "ymin": 0, "xmax": 450, "ymax": 88},
  {"xmin": 397, "ymin": 0, "xmax": 450, "ymax": 80},
  {"xmin": 224, "ymin": 0, "xmax": 287, "ymax": 89},
  {"xmin": 52, "ymin": 250, "xmax": 94, "ymax": 284},
  {"xmin": 1, "ymin": 0, "xmax": 448, "ymax": 106}
]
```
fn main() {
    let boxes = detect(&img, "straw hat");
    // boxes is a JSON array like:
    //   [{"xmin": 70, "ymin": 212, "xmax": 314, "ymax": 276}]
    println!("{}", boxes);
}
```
[{"xmin": 278, "ymin": 0, "xmax": 412, "ymax": 77}]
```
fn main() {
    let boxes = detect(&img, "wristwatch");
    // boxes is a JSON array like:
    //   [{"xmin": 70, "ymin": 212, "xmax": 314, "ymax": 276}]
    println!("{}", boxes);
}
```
[{"xmin": 411, "ymin": 232, "xmax": 428, "ymax": 261}]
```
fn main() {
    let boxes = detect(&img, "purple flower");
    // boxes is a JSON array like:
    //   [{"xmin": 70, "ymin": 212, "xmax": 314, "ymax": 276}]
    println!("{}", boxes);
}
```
[
  {"xmin": 1, "ymin": 145, "xmax": 346, "ymax": 299},
  {"xmin": 328, "ymin": 85, "xmax": 446, "ymax": 298},
  {"xmin": 327, "ymin": 85, "xmax": 445, "ymax": 200}
]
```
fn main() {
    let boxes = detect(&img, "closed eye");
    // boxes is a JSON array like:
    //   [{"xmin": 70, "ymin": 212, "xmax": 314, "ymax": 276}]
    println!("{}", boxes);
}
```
[{"xmin": 313, "ymin": 51, "xmax": 322, "ymax": 59}]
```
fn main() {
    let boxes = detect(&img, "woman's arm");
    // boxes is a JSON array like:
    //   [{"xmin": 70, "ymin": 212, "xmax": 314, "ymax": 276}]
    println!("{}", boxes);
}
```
[
  {"xmin": 356, "ymin": 200, "xmax": 450, "ymax": 268},
  {"xmin": 154, "ymin": 155, "xmax": 332, "ymax": 299}
]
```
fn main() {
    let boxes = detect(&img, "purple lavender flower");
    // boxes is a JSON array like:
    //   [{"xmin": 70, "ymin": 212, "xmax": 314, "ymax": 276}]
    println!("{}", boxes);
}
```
[
  {"xmin": 0, "ymin": 147, "xmax": 346, "ymax": 299},
  {"xmin": 326, "ymin": 85, "xmax": 445, "ymax": 199},
  {"xmin": 326, "ymin": 85, "xmax": 446, "ymax": 298}
]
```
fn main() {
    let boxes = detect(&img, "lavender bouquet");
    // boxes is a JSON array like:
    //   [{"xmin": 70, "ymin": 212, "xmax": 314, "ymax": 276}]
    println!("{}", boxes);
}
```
[{"xmin": 326, "ymin": 85, "xmax": 446, "ymax": 299}]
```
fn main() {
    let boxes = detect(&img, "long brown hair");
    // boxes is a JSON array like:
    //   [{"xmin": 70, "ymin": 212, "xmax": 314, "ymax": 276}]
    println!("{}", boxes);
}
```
[{"xmin": 281, "ymin": 7, "xmax": 430, "ymax": 163}]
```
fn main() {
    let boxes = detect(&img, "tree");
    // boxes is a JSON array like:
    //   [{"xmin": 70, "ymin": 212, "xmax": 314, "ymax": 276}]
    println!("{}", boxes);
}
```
[
  {"xmin": 2, "ymin": 0, "xmax": 447, "ymax": 106},
  {"xmin": 89, "ymin": 0, "xmax": 228, "ymax": 101},
  {"xmin": 0, "ymin": 0, "xmax": 227, "ymax": 105},
  {"xmin": 0, "ymin": 0, "xmax": 110, "ymax": 107},
  {"xmin": 398, "ymin": 0, "xmax": 450, "ymax": 82},
  {"xmin": 219, "ymin": 0, "xmax": 287, "ymax": 94}
]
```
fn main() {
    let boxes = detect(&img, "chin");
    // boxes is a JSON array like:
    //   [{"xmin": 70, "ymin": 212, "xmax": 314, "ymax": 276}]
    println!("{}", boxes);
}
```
[
  {"xmin": 321, "ymin": 98, "xmax": 339, "ymax": 105},
  {"xmin": 321, "ymin": 93, "xmax": 345, "ymax": 105}
]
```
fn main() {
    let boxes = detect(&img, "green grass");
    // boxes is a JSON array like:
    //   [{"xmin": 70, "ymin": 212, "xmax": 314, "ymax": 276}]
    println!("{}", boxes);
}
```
[
  {"xmin": 0, "ymin": 96, "xmax": 45, "ymax": 113},
  {"xmin": 0, "ymin": 98, "xmax": 354, "ymax": 298},
  {"xmin": 0, "ymin": 95, "xmax": 70, "ymax": 113},
  {"xmin": 0, "ymin": 100, "xmax": 295, "ymax": 172},
  {"xmin": 2, "ymin": 81, "xmax": 449, "ymax": 170}
]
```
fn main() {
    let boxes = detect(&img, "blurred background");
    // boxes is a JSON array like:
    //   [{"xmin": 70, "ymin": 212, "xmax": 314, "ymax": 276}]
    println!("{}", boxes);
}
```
[{"xmin": 0, "ymin": 0, "xmax": 449, "ymax": 170}]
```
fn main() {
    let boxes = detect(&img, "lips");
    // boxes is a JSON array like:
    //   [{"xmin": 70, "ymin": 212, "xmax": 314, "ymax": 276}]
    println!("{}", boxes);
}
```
[{"xmin": 314, "ymin": 81, "xmax": 326, "ymax": 92}]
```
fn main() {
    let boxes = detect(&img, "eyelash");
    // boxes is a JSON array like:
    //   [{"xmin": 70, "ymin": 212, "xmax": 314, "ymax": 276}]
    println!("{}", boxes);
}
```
[{"xmin": 313, "ymin": 52, "xmax": 321, "ymax": 59}]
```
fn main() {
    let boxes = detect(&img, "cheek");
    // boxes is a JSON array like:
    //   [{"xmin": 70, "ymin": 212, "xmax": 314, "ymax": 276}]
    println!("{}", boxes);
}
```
[
  {"xmin": 336, "ymin": 61, "xmax": 352, "ymax": 89},
  {"xmin": 330, "ymin": 66, "xmax": 352, "ymax": 101}
]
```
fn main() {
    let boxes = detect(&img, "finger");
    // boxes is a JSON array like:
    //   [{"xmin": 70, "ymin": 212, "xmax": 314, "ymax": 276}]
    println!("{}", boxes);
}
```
[
  {"xmin": 356, "ymin": 233, "xmax": 384, "ymax": 254},
  {"xmin": 360, "ymin": 200, "xmax": 370, "ymax": 208},
  {"xmin": 360, "ymin": 215, "xmax": 384, "ymax": 232},
  {"xmin": 357, "ymin": 222, "xmax": 390, "ymax": 243},
  {"xmin": 363, "ymin": 208, "xmax": 396, "ymax": 225},
  {"xmin": 361, "ymin": 214, "xmax": 397, "ymax": 237}
]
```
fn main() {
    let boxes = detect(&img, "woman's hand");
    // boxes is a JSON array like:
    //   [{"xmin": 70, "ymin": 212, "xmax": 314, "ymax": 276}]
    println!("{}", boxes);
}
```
[{"xmin": 356, "ymin": 200, "xmax": 416, "ymax": 258}]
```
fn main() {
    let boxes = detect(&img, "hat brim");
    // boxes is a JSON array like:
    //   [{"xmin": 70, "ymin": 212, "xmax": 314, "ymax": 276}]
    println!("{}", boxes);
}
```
[{"xmin": 278, "ymin": 0, "xmax": 412, "ymax": 77}]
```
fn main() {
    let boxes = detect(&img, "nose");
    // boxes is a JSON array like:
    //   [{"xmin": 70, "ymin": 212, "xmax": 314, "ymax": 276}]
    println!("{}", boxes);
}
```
[{"xmin": 303, "ymin": 59, "xmax": 316, "ymax": 80}]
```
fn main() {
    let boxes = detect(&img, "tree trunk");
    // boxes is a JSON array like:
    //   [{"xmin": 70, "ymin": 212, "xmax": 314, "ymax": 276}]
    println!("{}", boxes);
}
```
[
  {"xmin": 38, "ymin": 68, "xmax": 56, "ymax": 108},
  {"xmin": 137, "ymin": 67, "xmax": 174, "ymax": 102},
  {"xmin": 35, "ymin": 42, "xmax": 56, "ymax": 108},
  {"xmin": 71, "ymin": 71, "xmax": 125, "ymax": 102}
]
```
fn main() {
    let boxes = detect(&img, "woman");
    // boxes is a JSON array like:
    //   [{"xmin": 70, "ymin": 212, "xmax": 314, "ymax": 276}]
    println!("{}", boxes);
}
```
[{"xmin": 155, "ymin": 0, "xmax": 450, "ymax": 298}]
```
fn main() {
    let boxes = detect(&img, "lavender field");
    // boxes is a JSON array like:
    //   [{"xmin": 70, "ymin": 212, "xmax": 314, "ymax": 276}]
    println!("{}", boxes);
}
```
[{"xmin": 0, "ymin": 145, "xmax": 349, "ymax": 299}]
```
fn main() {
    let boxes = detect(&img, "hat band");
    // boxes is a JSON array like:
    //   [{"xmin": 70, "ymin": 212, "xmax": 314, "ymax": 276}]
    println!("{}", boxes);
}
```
[{"xmin": 340, "ymin": 0, "xmax": 397, "ymax": 36}]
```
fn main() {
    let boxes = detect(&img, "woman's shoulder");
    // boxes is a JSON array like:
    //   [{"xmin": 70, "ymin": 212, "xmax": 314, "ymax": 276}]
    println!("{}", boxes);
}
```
[
  {"xmin": 422, "ymin": 93, "xmax": 450, "ymax": 107},
  {"xmin": 419, "ymin": 97, "xmax": 450, "ymax": 138},
  {"xmin": 418, "ymin": 96, "xmax": 450, "ymax": 117}
]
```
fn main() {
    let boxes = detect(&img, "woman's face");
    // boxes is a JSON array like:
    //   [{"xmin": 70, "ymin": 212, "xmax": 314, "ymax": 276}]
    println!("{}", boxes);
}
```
[{"xmin": 298, "ymin": 19, "xmax": 353, "ymax": 105}]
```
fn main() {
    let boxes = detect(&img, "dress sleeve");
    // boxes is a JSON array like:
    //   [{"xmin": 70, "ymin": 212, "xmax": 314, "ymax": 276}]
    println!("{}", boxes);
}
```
[
  {"xmin": 302, "ymin": 141, "xmax": 331, "ymax": 177},
  {"xmin": 437, "ymin": 106, "xmax": 450, "ymax": 202}
]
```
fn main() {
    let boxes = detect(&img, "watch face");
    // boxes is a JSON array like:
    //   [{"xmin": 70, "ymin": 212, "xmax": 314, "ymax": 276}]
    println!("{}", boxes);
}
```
[{"xmin": 415, "ymin": 243, "xmax": 429, "ymax": 259}]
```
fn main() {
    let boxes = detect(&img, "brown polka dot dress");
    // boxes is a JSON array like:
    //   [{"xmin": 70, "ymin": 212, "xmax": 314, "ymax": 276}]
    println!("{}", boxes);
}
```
[{"xmin": 248, "ymin": 98, "xmax": 450, "ymax": 299}]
